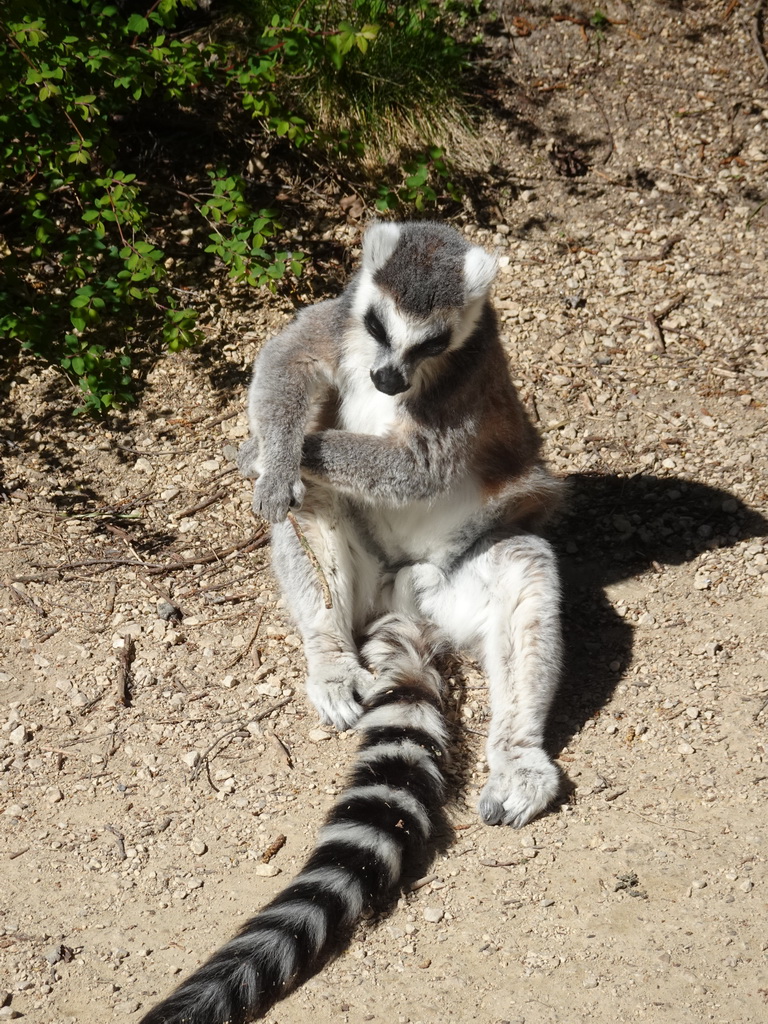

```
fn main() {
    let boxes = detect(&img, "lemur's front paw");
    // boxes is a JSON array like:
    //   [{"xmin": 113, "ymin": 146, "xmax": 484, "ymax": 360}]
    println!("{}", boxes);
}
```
[
  {"xmin": 236, "ymin": 437, "xmax": 262, "ymax": 479},
  {"xmin": 306, "ymin": 664, "xmax": 377, "ymax": 732},
  {"xmin": 252, "ymin": 472, "xmax": 305, "ymax": 523},
  {"xmin": 478, "ymin": 747, "xmax": 560, "ymax": 829}
]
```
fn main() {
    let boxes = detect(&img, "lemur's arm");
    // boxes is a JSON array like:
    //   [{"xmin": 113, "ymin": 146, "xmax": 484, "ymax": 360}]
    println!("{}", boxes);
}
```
[
  {"xmin": 300, "ymin": 427, "xmax": 469, "ymax": 505},
  {"xmin": 242, "ymin": 303, "xmax": 340, "ymax": 522}
]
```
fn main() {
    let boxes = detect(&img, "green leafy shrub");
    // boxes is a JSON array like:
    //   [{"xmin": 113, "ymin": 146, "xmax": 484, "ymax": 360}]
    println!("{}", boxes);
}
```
[
  {"xmin": 236, "ymin": 1, "xmax": 467, "ymax": 143},
  {"xmin": 0, "ymin": 0, "xmax": 470, "ymax": 413}
]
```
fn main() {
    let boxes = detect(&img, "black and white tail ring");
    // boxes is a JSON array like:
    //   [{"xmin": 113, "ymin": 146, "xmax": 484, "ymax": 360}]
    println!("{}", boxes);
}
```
[{"xmin": 139, "ymin": 614, "xmax": 449, "ymax": 1024}]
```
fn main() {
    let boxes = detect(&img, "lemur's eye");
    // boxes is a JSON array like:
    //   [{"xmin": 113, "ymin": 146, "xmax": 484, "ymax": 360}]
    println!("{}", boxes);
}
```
[
  {"xmin": 412, "ymin": 330, "xmax": 451, "ymax": 361},
  {"xmin": 364, "ymin": 309, "xmax": 390, "ymax": 348}
]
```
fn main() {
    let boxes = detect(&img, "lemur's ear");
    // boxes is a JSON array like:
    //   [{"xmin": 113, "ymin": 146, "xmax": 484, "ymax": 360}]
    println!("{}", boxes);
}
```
[
  {"xmin": 464, "ymin": 246, "xmax": 498, "ymax": 300},
  {"xmin": 362, "ymin": 221, "xmax": 402, "ymax": 273}
]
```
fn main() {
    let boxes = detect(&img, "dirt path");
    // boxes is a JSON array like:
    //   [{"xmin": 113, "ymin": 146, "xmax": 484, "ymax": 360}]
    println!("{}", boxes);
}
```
[{"xmin": 1, "ymin": 4, "xmax": 767, "ymax": 1022}]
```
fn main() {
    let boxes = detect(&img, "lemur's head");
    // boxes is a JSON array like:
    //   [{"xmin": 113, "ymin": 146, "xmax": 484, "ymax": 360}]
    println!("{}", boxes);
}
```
[{"xmin": 353, "ymin": 221, "xmax": 497, "ymax": 396}]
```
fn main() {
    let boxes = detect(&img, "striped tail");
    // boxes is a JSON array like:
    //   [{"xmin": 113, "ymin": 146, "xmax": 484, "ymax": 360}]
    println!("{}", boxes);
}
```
[{"xmin": 139, "ymin": 614, "xmax": 449, "ymax": 1024}]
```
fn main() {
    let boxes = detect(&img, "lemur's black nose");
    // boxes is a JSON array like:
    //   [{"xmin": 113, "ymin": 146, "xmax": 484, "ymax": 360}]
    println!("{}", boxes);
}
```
[{"xmin": 370, "ymin": 367, "xmax": 409, "ymax": 395}]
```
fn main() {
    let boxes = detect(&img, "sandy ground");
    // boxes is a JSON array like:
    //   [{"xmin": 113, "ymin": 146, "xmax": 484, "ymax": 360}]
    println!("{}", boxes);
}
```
[{"xmin": 1, "ymin": 3, "xmax": 767, "ymax": 1022}]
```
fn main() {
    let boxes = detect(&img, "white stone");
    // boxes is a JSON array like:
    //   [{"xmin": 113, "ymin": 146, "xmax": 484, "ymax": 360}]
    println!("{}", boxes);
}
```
[
  {"xmin": 254, "ymin": 862, "xmax": 281, "ymax": 877},
  {"xmin": 256, "ymin": 682, "xmax": 281, "ymax": 698},
  {"xmin": 8, "ymin": 725, "xmax": 28, "ymax": 746},
  {"xmin": 423, "ymin": 907, "xmax": 444, "ymax": 923}
]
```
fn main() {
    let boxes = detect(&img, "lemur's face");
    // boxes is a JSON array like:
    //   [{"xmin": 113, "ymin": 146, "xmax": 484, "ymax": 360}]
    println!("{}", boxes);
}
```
[
  {"xmin": 362, "ymin": 300, "xmax": 454, "ymax": 396},
  {"xmin": 353, "ymin": 221, "xmax": 497, "ymax": 396}
]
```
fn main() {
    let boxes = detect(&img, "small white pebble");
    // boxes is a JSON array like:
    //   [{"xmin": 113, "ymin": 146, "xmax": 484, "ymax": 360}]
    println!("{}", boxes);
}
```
[
  {"xmin": 254, "ymin": 863, "xmax": 281, "ymax": 877},
  {"xmin": 423, "ymin": 907, "xmax": 444, "ymax": 924},
  {"xmin": 8, "ymin": 725, "xmax": 28, "ymax": 746},
  {"xmin": 309, "ymin": 728, "xmax": 332, "ymax": 742},
  {"xmin": 739, "ymin": 880, "xmax": 754, "ymax": 893},
  {"xmin": 189, "ymin": 839, "xmax": 207, "ymax": 856}
]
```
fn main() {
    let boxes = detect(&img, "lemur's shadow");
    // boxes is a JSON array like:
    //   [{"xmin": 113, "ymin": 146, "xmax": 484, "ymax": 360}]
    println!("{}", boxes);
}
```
[{"xmin": 546, "ymin": 473, "xmax": 768, "ymax": 755}]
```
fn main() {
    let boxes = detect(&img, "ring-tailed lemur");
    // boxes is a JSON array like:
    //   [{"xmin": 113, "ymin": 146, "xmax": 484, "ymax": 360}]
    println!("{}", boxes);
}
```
[
  {"xmin": 240, "ymin": 219, "xmax": 564, "ymax": 828},
  {"xmin": 140, "ymin": 615, "xmax": 449, "ymax": 1024},
  {"xmin": 141, "ymin": 222, "xmax": 564, "ymax": 1023}
]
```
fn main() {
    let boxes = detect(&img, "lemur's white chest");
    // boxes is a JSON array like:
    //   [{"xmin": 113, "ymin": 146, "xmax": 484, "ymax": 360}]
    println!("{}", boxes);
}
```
[
  {"xmin": 370, "ymin": 477, "xmax": 484, "ymax": 563},
  {"xmin": 338, "ymin": 349, "xmax": 400, "ymax": 436}
]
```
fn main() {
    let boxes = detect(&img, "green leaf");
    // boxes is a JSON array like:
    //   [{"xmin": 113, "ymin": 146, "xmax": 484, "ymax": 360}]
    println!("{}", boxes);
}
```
[{"xmin": 126, "ymin": 14, "xmax": 149, "ymax": 34}]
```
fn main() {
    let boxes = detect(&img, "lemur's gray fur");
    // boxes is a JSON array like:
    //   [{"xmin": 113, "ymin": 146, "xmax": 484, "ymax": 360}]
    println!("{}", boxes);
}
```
[{"xmin": 240, "ymin": 220, "xmax": 564, "ymax": 829}]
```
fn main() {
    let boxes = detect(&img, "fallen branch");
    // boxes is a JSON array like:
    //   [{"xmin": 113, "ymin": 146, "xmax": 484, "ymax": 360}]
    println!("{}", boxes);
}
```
[{"xmin": 35, "ymin": 529, "xmax": 268, "ymax": 576}]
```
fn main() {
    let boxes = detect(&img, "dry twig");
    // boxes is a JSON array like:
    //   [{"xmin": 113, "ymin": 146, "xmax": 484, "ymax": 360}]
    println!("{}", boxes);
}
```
[
  {"xmin": 116, "ymin": 636, "xmax": 135, "ymax": 707},
  {"xmin": 2, "ymin": 580, "xmax": 46, "ymax": 617},
  {"xmin": 287, "ymin": 511, "xmax": 333, "ymax": 608},
  {"xmin": 751, "ymin": 1, "xmax": 768, "ymax": 81},
  {"xmin": 192, "ymin": 725, "xmax": 250, "ymax": 781},
  {"xmin": 36, "ymin": 530, "xmax": 268, "ymax": 576},
  {"xmin": 224, "ymin": 606, "xmax": 265, "ymax": 670},
  {"xmin": 410, "ymin": 873, "xmax": 438, "ymax": 891},
  {"xmin": 175, "ymin": 488, "xmax": 229, "ymax": 519},
  {"xmin": 104, "ymin": 825, "xmax": 127, "ymax": 861},
  {"xmin": 624, "ymin": 234, "xmax": 683, "ymax": 262},
  {"xmin": 191, "ymin": 697, "xmax": 292, "ymax": 782}
]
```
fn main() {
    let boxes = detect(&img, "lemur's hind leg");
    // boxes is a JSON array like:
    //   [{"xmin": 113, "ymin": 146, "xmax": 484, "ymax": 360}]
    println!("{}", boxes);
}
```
[
  {"xmin": 271, "ymin": 508, "xmax": 381, "ymax": 731},
  {"xmin": 406, "ymin": 533, "xmax": 562, "ymax": 827},
  {"xmin": 476, "ymin": 535, "xmax": 562, "ymax": 827}
]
